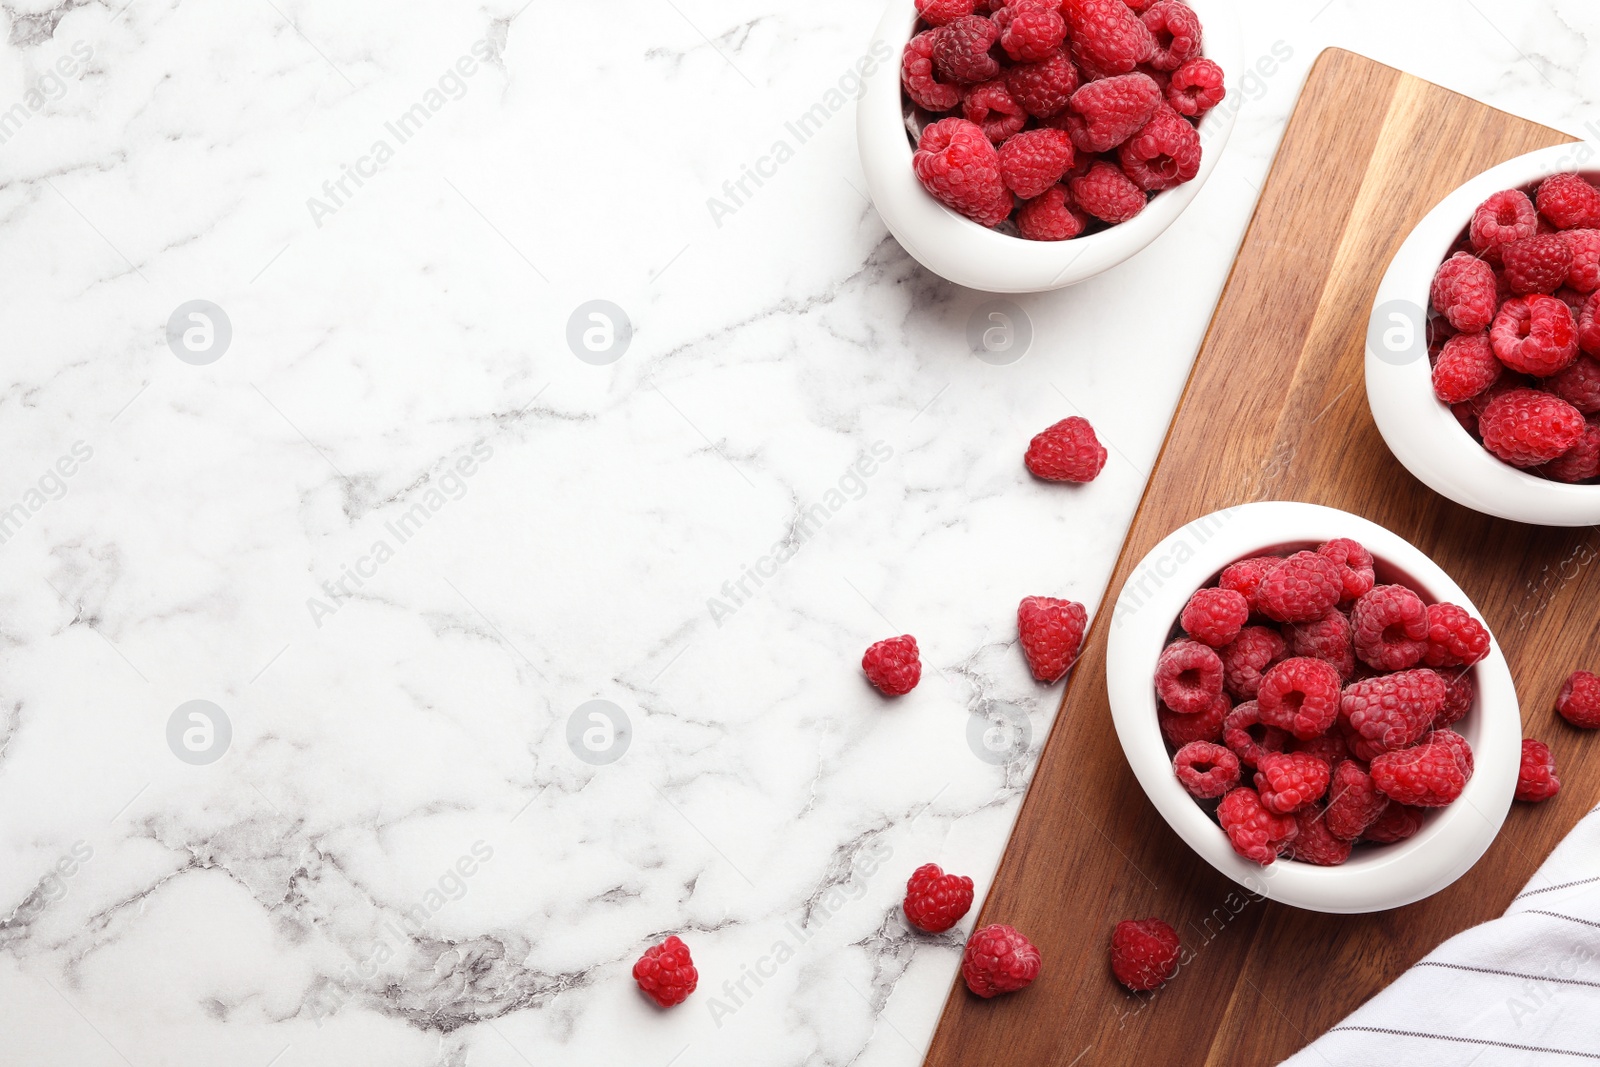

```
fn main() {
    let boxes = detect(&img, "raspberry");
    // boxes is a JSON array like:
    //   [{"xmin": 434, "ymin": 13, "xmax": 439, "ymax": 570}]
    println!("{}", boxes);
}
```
[
  {"xmin": 1155, "ymin": 638, "xmax": 1225, "ymax": 715},
  {"xmin": 1549, "ymin": 355, "xmax": 1600, "ymax": 414},
  {"xmin": 1316, "ymin": 538, "xmax": 1376, "ymax": 604},
  {"xmin": 1430, "ymin": 727, "xmax": 1475, "ymax": 779},
  {"xmin": 1257, "ymin": 550, "xmax": 1343, "ymax": 623},
  {"xmin": 1340, "ymin": 669, "xmax": 1446, "ymax": 754},
  {"xmin": 1140, "ymin": 1, "xmax": 1201, "ymax": 71},
  {"xmin": 1371, "ymin": 739, "xmax": 1468, "ymax": 807},
  {"xmin": 1217, "ymin": 786, "xmax": 1297, "ymax": 864},
  {"xmin": 1555, "ymin": 285, "xmax": 1589, "ymax": 316},
  {"xmin": 1165, "ymin": 56, "xmax": 1224, "ymax": 117},
  {"xmin": 1160, "ymin": 689, "xmax": 1230, "ymax": 747},
  {"xmin": 1536, "ymin": 172, "xmax": 1600, "ymax": 230},
  {"xmin": 1584, "ymin": 292, "xmax": 1600, "ymax": 356},
  {"xmin": 998, "ymin": 128, "xmax": 1075, "ymax": 198},
  {"xmin": 1219, "ymin": 557, "xmax": 1277, "ymax": 611},
  {"xmin": 1350, "ymin": 584, "xmax": 1429, "ymax": 671},
  {"xmin": 1432, "ymin": 332, "xmax": 1502, "ymax": 404},
  {"xmin": 1256, "ymin": 657, "xmax": 1341, "ymax": 740},
  {"xmin": 1253, "ymin": 750, "xmax": 1331, "ymax": 814},
  {"xmin": 962, "ymin": 79, "xmax": 1028, "ymax": 144},
  {"xmin": 962, "ymin": 923, "xmax": 1041, "ymax": 997},
  {"xmin": 916, "ymin": 0, "xmax": 977, "ymax": 26},
  {"xmin": 1065, "ymin": 72, "xmax": 1162, "ymax": 152},
  {"xmin": 1222, "ymin": 700, "xmax": 1289, "ymax": 769},
  {"xmin": 1017, "ymin": 185, "xmax": 1088, "ymax": 240},
  {"xmin": 1289, "ymin": 730, "xmax": 1349, "ymax": 767},
  {"xmin": 1221, "ymin": 626, "xmax": 1286, "ymax": 700},
  {"xmin": 933, "ymin": 15, "xmax": 1002, "ymax": 84},
  {"xmin": 1110, "ymin": 918, "xmax": 1180, "ymax": 991},
  {"xmin": 1362, "ymin": 802, "xmax": 1424, "ymax": 843},
  {"xmin": 1284, "ymin": 610, "xmax": 1355, "ymax": 679},
  {"xmin": 1503, "ymin": 233, "xmax": 1573, "ymax": 296},
  {"xmin": 1287, "ymin": 806, "xmax": 1352, "ymax": 866},
  {"xmin": 1118, "ymin": 104, "xmax": 1200, "ymax": 191},
  {"xmin": 913, "ymin": 119, "xmax": 1012, "ymax": 227},
  {"xmin": 863, "ymin": 634, "xmax": 921, "ymax": 695},
  {"xmin": 1338, "ymin": 717, "xmax": 1386, "ymax": 763},
  {"xmin": 1480, "ymin": 388, "xmax": 1586, "ymax": 468},
  {"xmin": 1565, "ymin": 230, "xmax": 1600, "ymax": 292},
  {"xmin": 1435, "ymin": 670, "xmax": 1474, "ymax": 728},
  {"xmin": 1429, "ymin": 252, "xmax": 1498, "ymax": 332},
  {"xmin": 633, "ymin": 936, "xmax": 698, "ymax": 1007},
  {"xmin": 1557, "ymin": 670, "xmax": 1600, "ymax": 728},
  {"xmin": 1515, "ymin": 739, "xmax": 1561, "ymax": 802},
  {"xmin": 1017, "ymin": 595, "xmax": 1088, "ymax": 682},
  {"xmin": 1491, "ymin": 294, "xmax": 1579, "ymax": 376},
  {"xmin": 1173, "ymin": 740, "xmax": 1240, "ymax": 798},
  {"xmin": 1005, "ymin": 50, "xmax": 1080, "ymax": 118},
  {"xmin": 1324, "ymin": 759, "xmax": 1389, "ymax": 841},
  {"xmin": 1060, "ymin": 0, "xmax": 1154, "ymax": 76},
  {"xmin": 902, "ymin": 31, "xmax": 963, "ymax": 111},
  {"xmin": 1542, "ymin": 418, "xmax": 1600, "ymax": 483},
  {"xmin": 903, "ymin": 862, "xmax": 975, "ymax": 932},
  {"xmin": 1181, "ymin": 587, "xmax": 1249, "ymax": 648},
  {"xmin": 1470, "ymin": 189, "xmax": 1538, "ymax": 257},
  {"xmin": 995, "ymin": 0, "xmax": 1066, "ymax": 62},
  {"xmin": 1069, "ymin": 160, "xmax": 1146, "ymax": 223},
  {"xmin": 1025, "ymin": 415, "xmax": 1107, "ymax": 482},
  {"xmin": 1421, "ymin": 603, "xmax": 1491, "ymax": 668}
]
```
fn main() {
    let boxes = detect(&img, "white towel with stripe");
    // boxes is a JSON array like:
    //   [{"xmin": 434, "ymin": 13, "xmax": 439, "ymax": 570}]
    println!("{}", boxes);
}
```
[{"xmin": 1283, "ymin": 803, "xmax": 1600, "ymax": 1066}]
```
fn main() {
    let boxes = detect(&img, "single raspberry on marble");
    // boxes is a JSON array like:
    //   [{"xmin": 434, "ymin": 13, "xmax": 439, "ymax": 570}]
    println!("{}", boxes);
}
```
[
  {"xmin": 1317, "ymin": 538, "xmax": 1376, "ymax": 604},
  {"xmin": 916, "ymin": 0, "xmax": 977, "ymax": 26},
  {"xmin": 1066, "ymin": 72, "xmax": 1161, "ymax": 153},
  {"xmin": 1324, "ymin": 759, "xmax": 1389, "ymax": 841},
  {"xmin": 1118, "ymin": 104, "xmax": 1201, "ymax": 191},
  {"xmin": 903, "ymin": 862, "xmax": 975, "ymax": 932},
  {"xmin": 1223, "ymin": 700, "xmax": 1290, "ymax": 769},
  {"xmin": 1219, "ymin": 557, "xmax": 1277, "ymax": 611},
  {"xmin": 1160, "ymin": 690, "xmax": 1230, "ymax": 747},
  {"xmin": 1070, "ymin": 160, "xmax": 1147, "ymax": 223},
  {"xmin": 1470, "ymin": 189, "xmax": 1539, "ymax": 257},
  {"xmin": 962, "ymin": 923, "xmax": 1042, "ymax": 997},
  {"xmin": 1060, "ymin": 0, "xmax": 1154, "ymax": 76},
  {"xmin": 998, "ymin": 127, "xmax": 1075, "ymax": 198},
  {"xmin": 1340, "ymin": 669, "xmax": 1447, "ymax": 754},
  {"xmin": 1140, "ymin": 1, "xmax": 1201, "ymax": 71},
  {"xmin": 633, "ymin": 936, "xmax": 698, "ymax": 1007},
  {"xmin": 1422, "ymin": 603, "xmax": 1491, "ymax": 668},
  {"xmin": 962, "ymin": 79, "xmax": 1028, "ymax": 143},
  {"xmin": 1351, "ymin": 584, "xmax": 1429, "ymax": 671},
  {"xmin": 1287, "ymin": 806, "xmax": 1352, "ymax": 866},
  {"xmin": 1289, "ymin": 729, "xmax": 1349, "ymax": 768},
  {"xmin": 1005, "ymin": 50, "xmax": 1080, "ymax": 117},
  {"xmin": 913, "ymin": 118, "xmax": 1011, "ymax": 227},
  {"xmin": 1542, "ymin": 418, "xmax": 1600, "ymax": 483},
  {"xmin": 1258, "ymin": 550, "xmax": 1343, "ymax": 624},
  {"xmin": 1017, "ymin": 185, "xmax": 1088, "ymax": 240},
  {"xmin": 1566, "ymin": 230, "xmax": 1600, "ymax": 293},
  {"xmin": 1362, "ymin": 802, "xmax": 1425, "ymax": 843},
  {"xmin": 1371, "ymin": 738, "xmax": 1468, "ymax": 807},
  {"xmin": 1503, "ymin": 233, "xmax": 1573, "ymax": 296},
  {"xmin": 1155, "ymin": 638, "xmax": 1225, "ymax": 714},
  {"xmin": 863, "ymin": 635, "xmax": 922, "ymax": 695},
  {"xmin": 1557, "ymin": 670, "xmax": 1600, "ymax": 728},
  {"xmin": 1515, "ymin": 739, "xmax": 1561, "ymax": 802},
  {"xmin": 1253, "ymin": 750, "xmax": 1331, "ymax": 814},
  {"xmin": 1173, "ymin": 740, "xmax": 1240, "ymax": 799},
  {"xmin": 1430, "ymin": 252, "xmax": 1499, "ymax": 332},
  {"xmin": 1491, "ymin": 294, "xmax": 1579, "ymax": 377},
  {"xmin": 1549, "ymin": 355, "xmax": 1600, "ymax": 414},
  {"xmin": 1181, "ymin": 587, "xmax": 1249, "ymax": 648},
  {"xmin": 1257, "ymin": 657, "xmax": 1342, "ymax": 740},
  {"xmin": 1025, "ymin": 415, "xmax": 1108, "ymax": 482},
  {"xmin": 1110, "ymin": 918, "xmax": 1181, "ymax": 991},
  {"xmin": 1285, "ymin": 610, "xmax": 1355, "ymax": 680},
  {"xmin": 1221, "ymin": 625, "xmax": 1286, "ymax": 700},
  {"xmin": 1017, "ymin": 595, "xmax": 1088, "ymax": 682},
  {"xmin": 1217, "ymin": 786, "xmax": 1298, "ymax": 864},
  {"xmin": 1432, "ymin": 332, "xmax": 1502, "ymax": 404},
  {"xmin": 902, "ymin": 31, "xmax": 963, "ymax": 111},
  {"xmin": 995, "ymin": 0, "xmax": 1066, "ymax": 62},
  {"xmin": 1480, "ymin": 388, "xmax": 1586, "ymax": 468},
  {"xmin": 933, "ymin": 15, "xmax": 1002, "ymax": 84},
  {"xmin": 1436, "ymin": 670, "xmax": 1474, "ymax": 728},
  {"xmin": 1537, "ymin": 172, "xmax": 1600, "ymax": 230},
  {"xmin": 1165, "ymin": 56, "xmax": 1224, "ymax": 117}
]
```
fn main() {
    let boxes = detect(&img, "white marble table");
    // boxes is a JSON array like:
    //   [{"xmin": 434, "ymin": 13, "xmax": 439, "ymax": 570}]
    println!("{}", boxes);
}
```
[{"xmin": 0, "ymin": 1, "xmax": 1593, "ymax": 1063}]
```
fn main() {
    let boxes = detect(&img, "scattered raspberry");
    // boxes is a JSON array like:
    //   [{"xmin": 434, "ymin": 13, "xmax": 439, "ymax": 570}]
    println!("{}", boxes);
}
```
[
  {"xmin": 1285, "ymin": 610, "xmax": 1355, "ymax": 680},
  {"xmin": 1217, "ymin": 786, "xmax": 1297, "ymax": 864},
  {"xmin": 863, "ymin": 635, "xmax": 922, "ymax": 695},
  {"xmin": 1160, "ymin": 689, "xmax": 1230, "ymax": 747},
  {"xmin": 1110, "ymin": 918, "xmax": 1181, "ymax": 991},
  {"xmin": 1422, "ymin": 604, "xmax": 1491, "ymax": 669},
  {"xmin": 1155, "ymin": 638, "xmax": 1225, "ymax": 714},
  {"xmin": 1069, "ymin": 160, "xmax": 1147, "ymax": 223},
  {"xmin": 1430, "ymin": 252, "xmax": 1498, "ymax": 332},
  {"xmin": 1549, "ymin": 355, "xmax": 1600, "ymax": 414},
  {"xmin": 633, "ymin": 936, "xmax": 698, "ymax": 1007},
  {"xmin": 1541, "ymin": 418, "xmax": 1600, "ymax": 483},
  {"xmin": 1432, "ymin": 332, "xmax": 1502, "ymax": 404},
  {"xmin": 1118, "ymin": 104, "xmax": 1201, "ymax": 191},
  {"xmin": 962, "ymin": 924, "xmax": 1042, "ymax": 997},
  {"xmin": 1219, "ymin": 557, "xmax": 1277, "ymax": 611},
  {"xmin": 1557, "ymin": 670, "xmax": 1600, "ymax": 728},
  {"xmin": 1362, "ymin": 802, "xmax": 1424, "ymax": 843},
  {"xmin": 1025, "ymin": 415, "xmax": 1108, "ymax": 482},
  {"xmin": 916, "ymin": 0, "xmax": 977, "ymax": 26},
  {"xmin": 1060, "ymin": 0, "xmax": 1154, "ymax": 76},
  {"xmin": 1165, "ymin": 56, "xmax": 1224, "ymax": 117},
  {"xmin": 962, "ymin": 79, "xmax": 1028, "ymax": 144},
  {"xmin": 1223, "ymin": 700, "xmax": 1290, "ymax": 769},
  {"xmin": 1017, "ymin": 185, "xmax": 1088, "ymax": 240},
  {"xmin": 1005, "ymin": 50, "xmax": 1080, "ymax": 118},
  {"xmin": 1566, "ymin": 230, "xmax": 1600, "ymax": 292},
  {"xmin": 933, "ymin": 15, "xmax": 1002, "ymax": 84},
  {"xmin": 1371, "ymin": 739, "xmax": 1468, "ymax": 807},
  {"xmin": 1289, "ymin": 730, "xmax": 1349, "ymax": 767},
  {"xmin": 1503, "ymin": 233, "xmax": 1573, "ymax": 296},
  {"xmin": 1173, "ymin": 740, "xmax": 1240, "ymax": 798},
  {"xmin": 1470, "ymin": 189, "xmax": 1538, "ymax": 257},
  {"xmin": 1066, "ymin": 72, "xmax": 1162, "ymax": 152},
  {"xmin": 902, "ymin": 31, "xmax": 963, "ymax": 111},
  {"xmin": 1257, "ymin": 550, "xmax": 1343, "ymax": 624},
  {"xmin": 1140, "ymin": 1, "xmax": 1201, "ymax": 71},
  {"xmin": 1253, "ymin": 750, "xmax": 1331, "ymax": 814},
  {"xmin": 1340, "ymin": 669, "xmax": 1446, "ymax": 754},
  {"xmin": 997, "ymin": 128, "xmax": 1075, "ymax": 198},
  {"xmin": 1491, "ymin": 294, "xmax": 1579, "ymax": 377},
  {"xmin": 1316, "ymin": 538, "xmax": 1376, "ymax": 604},
  {"xmin": 1287, "ymin": 806, "xmax": 1352, "ymax": 866},
  {"xmin": 995, "ymin": 0, "xmax": 1066, "ymax": 62},
  {"xmin": 913, "ymin": 119, "xmax": 1011, "ymax": 227},
  {"xmin": 1221, "ymin": 625, "xmax": 1286, "ymax": 700},
  {"xmin": 1257, "ymin": 657, "xmax": 1342, "ymax": 740},
  {"xmin": 1351, "ymin": 584, "xmax": 1429, "ymax": 671},
  {"xmin": 1536, "ymin": 172, "xmax": 1600, "ymax": 230},
  {"xmin": 1515, "ymin": 739, "xmax": 1561, "ymax": 802},
  {"xmin": 1324, "ymin": 759, "xmax": 1390, "ymax": 841},
  {"xmin": 903, "ymin": 862, "xmax": 975, "ymax": 932},
  {"xmin": 1480, "ymin": 388, "xmax": 1586, "ymax": 468},
  {"xmin": 1181, "ymin": 587, "xmax": 1249, "ymax": 648},
  {"xmin": 1435, "ymin": 670, "xmax": 1474, "ymax": 728},
  {"xmin": 1017, "ymin": 595, "xmax": 1088, "ymax": 682}
]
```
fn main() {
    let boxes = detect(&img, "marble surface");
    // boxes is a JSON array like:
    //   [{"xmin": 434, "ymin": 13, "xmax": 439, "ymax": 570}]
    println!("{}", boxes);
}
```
[{"xmin": 0, "ymin": 1, "xmax": 1595, "ymax": 1064}]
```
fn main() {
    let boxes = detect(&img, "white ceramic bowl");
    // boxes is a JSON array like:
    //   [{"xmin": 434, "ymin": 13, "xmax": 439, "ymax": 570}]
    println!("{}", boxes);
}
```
[
  {"xmin": 856, "ymin": 0, "xmax": 1242, "ymax": 293},
  {"xmin": 1367, "ymin": 145, "xmax": 1600, "ymax": 527},
  {"xmin": 1105, "ymin": 501, "xmax": 1520, "ymax": 914}
]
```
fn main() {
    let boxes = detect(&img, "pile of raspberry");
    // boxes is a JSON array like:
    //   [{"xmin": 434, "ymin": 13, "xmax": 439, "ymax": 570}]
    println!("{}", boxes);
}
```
[
  {"xmin": 1156, "ymin": 538, "xmax": 1491, "ymax": 867},
  {"xmin": 901, "ymin": 0, "xmax": 1224, "ymax": 241},
  {"xmin": 1428, "ymin": 174, "xmax": 1600, "ymax": 482}
]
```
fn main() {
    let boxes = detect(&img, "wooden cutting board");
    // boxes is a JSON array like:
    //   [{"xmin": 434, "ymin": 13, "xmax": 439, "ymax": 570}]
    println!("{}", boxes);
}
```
[{"xmin": 924, "ymin": 48, "xmax": 1590, "ymax": 1067}]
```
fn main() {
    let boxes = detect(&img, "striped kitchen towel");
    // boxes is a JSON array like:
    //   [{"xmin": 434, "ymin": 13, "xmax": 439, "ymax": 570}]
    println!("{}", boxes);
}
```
[{"xmin": 1282, "ymin": 802, "xmax": 1600, "ymax": 1066}]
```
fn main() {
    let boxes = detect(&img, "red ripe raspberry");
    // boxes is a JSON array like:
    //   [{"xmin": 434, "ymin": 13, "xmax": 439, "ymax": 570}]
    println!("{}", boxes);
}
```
[
  {"xmin": 1253, "ymin": 750, "xmax": 1331, "ymax": 814},
  {"xmin": 995, "ymin": 0, "xmax": 1066, "ymax": 62},
  {"xmin": 1432, "ymin": 332, "xmax": 1502, "ymax": 404},
  {"xmin": 1118, "ymin": 104, "xmax": 1200, "ymax": 191},
  {"xmin": 1173, "ymin": 740, "xmax": 1240, "ymax": 799},
  {"xmin": 1123, "ymin": 0, "xmax": 1158, "ymax": 10},
  {"xmin": 1515, "ymin": 739, "xmax": 1561, "ymax": 802},
  {"xmin": 1220, "ymin": 625, "xmax": 1285, "ymax": 700},
  {"xmin": 1340, "ymin": 669, "xmax": 1446, "ymax": 754},
  {"xmin": 1110, "ymin": 918, "xmax": 1180, "ymax": 991},
  {"xmin": 1069, "ymin": 160, "xmax": 1147, "ymax": 223},
  {"xmin": 1422, "ymin": 603, "xmax": 1491, "ymax": 668},
  {"xmin": 1181, "ymin": 587, "xmax": 1249, "ymax": 648},
  {"xmin": 1324, "ymin": 759, "xmax": 1389, "ymax": 841},
  {"xmin": 962, "ymin": 80, "xmax": 1028, "ymax": 143},
  {"xmin": 903, "ymin": 862, "xmax": 975, "ymax": 932},
  {"xmin": 1555, "ymin": 285, "xmax": 1589, "ymax": 316},
  {"xmin": 1503, "ymin": 233, "xmax": 1573, "ymax": 296},
  {"xmin": 1549, "ymin": 355, "xmax": 1600, "ymax": 414},
  {"xmin": 1223, "ymin": 700, "xmax": 1289, "ymax": 769},
  {"xmin": 1156, "ymin": 638, "xmax": 1224, "ymax": 715},
  {"xmin": 1542, "ymin": 418, "xmax": 1600, "ymax": 483},
  {"xmin": 1363, "ymin": 802, "xmax": 1424, "ymax": 843},
  {"xmin": 1290, "ymin": 730, "xmax": 1349, "ymax": 767},
  {"xmin": 1557, "ymin": 670, "xmax": 1600, "ymax": 728},
  {"xmin": 1287, "ymin": 806, "xmax": 1352, "ymax": 866},
  {"xmin": 1435, "ymin": 670, "xmax": 1474, "ymax": 728},
  {"xmin": 1256, "ymin": 657, "xmax": 1341, "ymax": 740},
  {"xmin": 1017, "ymin": 185, "xmax": 1087, "ymax": 240},
  {"xmin": 1005, "ymin": 50, "xmax": 1079, "ymax": 118},
  {"xmin": 1219, "ymin": 556, "xmax": 1276, "ymax": 611},
  {"xmin": 1537, "ymin": 172, "xmax": 1600, "ymax": 230},
  {"xmin": 1217, "ymin": 786, "xmax": 1298, "ymax": 864},
  {"xmin": 1429, "ymin": 252, "xmax": 1499, "ymax": 332},
  {"xmin": 917, "ymin": 0, "xmax": 977, "ymax": 26},
  {"xmin": 1316, "ymin": 538, "xmax": 1376, "ymax": 604},
  {"xmin": 863, "ymin": 634, "xmax": 921, "ymax": 695},
  {"xmin": 1066, "ymin": 72, "xmax": 1162, "ymax": 152},
  {"xmin": 1565, "ymin": 230, "xmax": 1600, "ymax": 292},
  {"xmin": 1351, "ymin": 584, "xmax": 1429, "ymax": 671},
  {"xmin": 1371, "ymin": 739, "xmax": 1468, "ymax": 807},
  {"xmin": 633, "ymin": 936, "xmax": 698, "ymax": 1007},
  {"xmin": 1165, "ymin": 56, "xmax": 1224, "ymax": 117},
  {"xmin": 1338, "ymin": 717, "xmax": 1386, "ymax": 763},
  {"xmin": 933, "ymin": 15, "xmax": 1002, "ymax": 84},
  {"xmin": 1480, "ymin": 388, "xmax": 1586, "ymax": 468},
  {"xmin": 1430, "ymin": 727, "xmax": 1474, "ymax": 779},
  {"xmin": 1584, "ymin": 292, "xmax": 1600, "ymax": 356},
  {"xmin": 962, "ymin": 923, "xmax": 1041, "ymax": 997},
  {"xmin": 998, "ymin": 128, "xmax": 1075, "ymax": 198},
  {"xmin": 1140, "ymin": 1, "xmax": 1201, "ymax": 71},
  {"xmin": 1284, "ymin": 610, "xmax": 1355, "ymax": 680},
  {"xmin": 1160, "ymin": 689, "xmax": 1230, "ymax": 747},
  {"xmin": 902, "ymin": 31, "xmax": 963, "ymax": 111},
  {"xmin": 1470, "ymin": 189, "xmax": 1538, "ymax": 257},
  {"xmin": 1017, "ymin": 595, "xmax": 1088, "ymax": 682},
  {"xmin": 914, "ymin": 119, "xmax": 1012, "ymax": 227},
  {"xmin": 1060, "ymin": 0, "xmax": 1154, "ymax": 76},
  {"xmin": 1491, "ymin": 294, "xmax": 1579, "ymax": 376},
  {"xmin": 1257, "ymin": 550, "xmax": 1342, "ymax": 623},
  {"xmin": 1025, "ymin": 415, "xmax": 1107, "ymax": 481}
]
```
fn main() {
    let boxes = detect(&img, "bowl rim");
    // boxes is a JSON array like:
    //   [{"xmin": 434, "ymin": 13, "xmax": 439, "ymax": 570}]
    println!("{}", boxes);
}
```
[
  {"xmin": 855, "ymin": 0, "xmax": 1243, "ymax": 293},
  {"xmin": 1105, "ymin": 500, "xmax": 1520, "ymax": 914},
  {"xmin": 1366, "ymin": 143, "xmax": 1600, "ymax": 527}
]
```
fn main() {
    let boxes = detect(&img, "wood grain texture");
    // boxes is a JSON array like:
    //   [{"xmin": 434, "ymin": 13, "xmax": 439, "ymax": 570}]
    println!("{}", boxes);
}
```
[{"xmin": 924, "ymin": 48, "xmax": 1588, "ymax": 1067}]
